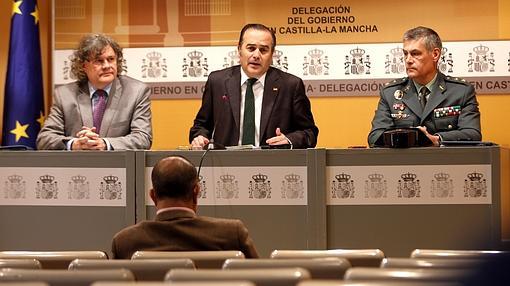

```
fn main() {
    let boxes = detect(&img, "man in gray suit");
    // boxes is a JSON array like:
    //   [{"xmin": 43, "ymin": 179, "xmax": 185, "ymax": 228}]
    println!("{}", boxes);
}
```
[
  {"xmin": 368, "ymin": 26, "xmax": 481, "ymax": 147},
  {"xmin": 111, "ymin": 155, "xmax": 259, "ymax": 259},
  {"xmin": 37, "ymin": 34, "xmax": 152, "ymax": 150}
]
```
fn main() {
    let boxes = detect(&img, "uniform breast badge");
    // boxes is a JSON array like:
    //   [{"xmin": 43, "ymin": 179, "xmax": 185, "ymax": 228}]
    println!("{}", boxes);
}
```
[
  {"xmin": 393, "ymin": 90, "xmax": 404, "ymax": 100},
  {"xmin": 434, "ymin": 105, "xmax": 461, "ymax": 118},
  {"xmin": 392, "ymin": 103, "xmax": 406, "ymax": 111},
  {"xmin": 391, "ymin": 111, "xmax": 409, "ymax": 119}
]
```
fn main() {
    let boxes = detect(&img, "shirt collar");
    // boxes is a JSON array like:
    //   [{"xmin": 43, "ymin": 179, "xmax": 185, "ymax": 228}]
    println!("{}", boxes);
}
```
[
  {"xmin": 413, "ymin": 72, "xmax": 438, "ymax": 94},
  {"xmin": 88, "ymin": 82, "xmax": 113, "ymax": 99},
  {"xmin": 240, "ymin": 68, "xmax": 266, "ymax": 88},
  {"xmin": 156, "ymin": 206, "xmax": 196, "ymax": 215}
]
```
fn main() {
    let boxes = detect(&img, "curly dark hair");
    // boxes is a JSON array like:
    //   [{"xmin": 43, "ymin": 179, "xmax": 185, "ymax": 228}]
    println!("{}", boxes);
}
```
[{"xmin": 70, "ymin": 34, "xmax": 125, "ymax": 82}]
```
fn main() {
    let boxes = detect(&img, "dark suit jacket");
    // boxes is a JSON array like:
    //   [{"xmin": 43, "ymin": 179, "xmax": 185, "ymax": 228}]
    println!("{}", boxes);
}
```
[
  {"xmin": 36, "ymin": 76, "xmax": 152, "ymax": 150},
  {"xmin": 189, "ymin": 66, "xmax": 318, "ymax": 148},
  {"xmin": 111, "ymin": 209, "xmax": 259, "ymax": 259},
  {"xmin": 368, "ymin": 72, "xmax": 481, "ymax": 146}
]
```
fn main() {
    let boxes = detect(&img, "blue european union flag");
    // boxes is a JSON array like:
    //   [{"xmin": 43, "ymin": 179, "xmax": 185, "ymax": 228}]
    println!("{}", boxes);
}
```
[{"xmin": 1, "ymin": 0, "xmax": 44, "ymax": 148}]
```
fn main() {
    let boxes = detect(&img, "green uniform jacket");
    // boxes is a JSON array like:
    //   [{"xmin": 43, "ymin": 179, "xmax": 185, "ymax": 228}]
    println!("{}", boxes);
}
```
[{"xmin": 368, "ymin": 72, "xmax": 481, "ymax": 147}]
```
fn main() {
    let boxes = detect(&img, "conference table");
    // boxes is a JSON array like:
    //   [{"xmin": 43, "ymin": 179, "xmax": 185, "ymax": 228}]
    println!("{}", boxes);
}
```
[{"xmin": 1, "ymin": 147, "xmax": 508, "ymax": 257}]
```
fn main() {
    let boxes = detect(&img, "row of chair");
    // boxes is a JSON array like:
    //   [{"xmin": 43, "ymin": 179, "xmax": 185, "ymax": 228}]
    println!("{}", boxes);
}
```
[
  {"xmin": 2, "ymin": 248, "xmax": 508, "ymax": 269},
  {"xmin": 0, "ymin": 249, "xmax": 508, "ymax": 285}
]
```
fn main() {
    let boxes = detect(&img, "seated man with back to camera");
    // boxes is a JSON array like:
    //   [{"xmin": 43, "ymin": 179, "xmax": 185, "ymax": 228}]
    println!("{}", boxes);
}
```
[
  {"xmin": 36, "ymin": 34, "xmax": 152, "ymax": 150},
  {"xmin": 111, "ymin": 155, "xmax": 259, "ymax": 259},
  {"xmin": 189, "ymin": 23, "xmax": 318, "ymax": 149},
  {"xmin": 368, "ymin": 26, "xmax": 481, "ymax": 147}
]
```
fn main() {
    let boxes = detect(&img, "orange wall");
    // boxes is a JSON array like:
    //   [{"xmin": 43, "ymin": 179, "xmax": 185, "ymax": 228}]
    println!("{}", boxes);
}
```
[{"xmin": 1, "ymin": 1, "xmax": 509, "ymax": 149}]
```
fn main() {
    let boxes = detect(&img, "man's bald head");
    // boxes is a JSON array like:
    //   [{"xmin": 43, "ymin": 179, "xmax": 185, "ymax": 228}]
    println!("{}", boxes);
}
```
[{"xmin": 151, "ymin": 156, "xmax": 198, "ymax": 201}]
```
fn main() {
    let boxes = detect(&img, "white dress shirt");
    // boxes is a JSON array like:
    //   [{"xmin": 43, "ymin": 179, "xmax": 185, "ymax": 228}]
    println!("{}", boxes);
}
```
[{"xmin": 238, "ymin": 69, "xmax": 267, "ymax": 147}]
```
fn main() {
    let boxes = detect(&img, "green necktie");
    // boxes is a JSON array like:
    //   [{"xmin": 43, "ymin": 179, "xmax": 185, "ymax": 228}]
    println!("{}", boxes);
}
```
[
  {"xmin": 242, "ymin": 78, "xmax": 257, "ymax": 145},
  {"xmin": 419, "ymin": 86, "xmax": 430, "ymax": 109}
]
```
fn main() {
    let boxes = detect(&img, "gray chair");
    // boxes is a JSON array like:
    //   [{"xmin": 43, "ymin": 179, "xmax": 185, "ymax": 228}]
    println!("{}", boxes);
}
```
[
  {"xmin": 69, "ymin": 258, "xmax": 195, "ymax": 281},
  {"xmin": 165, "ymin": 268, "xmax": 311, "ymax": 286},
  {"xmin": 0, "ymin": 258, "xmax": 42, "ymax": 269},
  {"xmin": 343, "ymin": 267, "xmax": 470, "ymax": 282},
  {"xmin": 223, "ymin": 258, "xmax": 351, "ymax": 279},
  {"xmin": 0, "ymin": 268, "xmax": 134, "ymax": 286},
  {"xmin": 380, "ymin": 257, "xmax": 483, "ymax": 269},
  {"xmin": 297, "ymin": 281, "xmax": 462, "ymax": 286},
  {"xmin": 93, "ymin": 282, "xmax": 255, "ymax": 286},
  {"xmin": 0, "ymin": 251, "xmax": 108, "ymax": 269},
  {"xmin": 270, "ymin": 249, "xmax": 384, "ymax": 267},
  {"xmin": 132, "ymin": 251, "xmax": 244, "ymax": 269},
  {"xmin": 0, "ymin": 283, "xmax": 49, "ymax": 286},
  {"xmin": 410, "ymin": 249, "xmax": 510, "ymax": 259}
]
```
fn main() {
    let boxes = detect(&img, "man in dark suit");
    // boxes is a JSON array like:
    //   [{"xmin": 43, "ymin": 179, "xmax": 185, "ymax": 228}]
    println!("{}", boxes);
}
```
[
  {"xmin": 190, "ymin": 23, "xmax": 318, "ymax": 149},
  {"xmin": 368, "ymin": 26, "xmax": 481, "ymax": 147},
  {"xmin": 111, "ymin": 155, "xmax": 259, "ymax": 259},
  {"xmin": 37, "ymin": 34, "xmax": 152, "ymax": 150}
]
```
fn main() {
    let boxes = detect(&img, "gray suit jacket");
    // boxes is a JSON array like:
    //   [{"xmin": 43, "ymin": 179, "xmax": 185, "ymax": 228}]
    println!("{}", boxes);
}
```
[
  {"xmin": 111, "ymin": 209, "xmax": 259, "ymax": 259},
  {"xmin": 36, "ymin": 76, "xmax": 152, "ymax": 150},
  {"xmin": 368, "ymin": 72, "xmax": 481, "ymax": 147}
]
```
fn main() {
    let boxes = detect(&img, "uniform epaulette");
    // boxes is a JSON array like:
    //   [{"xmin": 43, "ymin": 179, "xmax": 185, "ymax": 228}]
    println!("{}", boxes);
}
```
[
  {"xmin": 444, "ymin": 75, "xmax": 469, "ymax": 85},
  {"xmin": 383, "ymin": 77, "xmax": 407, "ymax": 89}
]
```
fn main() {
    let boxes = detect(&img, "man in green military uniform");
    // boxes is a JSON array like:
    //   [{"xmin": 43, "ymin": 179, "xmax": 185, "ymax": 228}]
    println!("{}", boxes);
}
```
[{"xmin": 368, "ymin": 26, "xmax": 481, "ymax": 147}]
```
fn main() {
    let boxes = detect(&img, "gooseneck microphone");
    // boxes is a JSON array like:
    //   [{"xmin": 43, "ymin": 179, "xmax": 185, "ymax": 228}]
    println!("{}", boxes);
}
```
[{"xmin": 197, "ymin": 88, "xmax": 227, "ymax": 178}]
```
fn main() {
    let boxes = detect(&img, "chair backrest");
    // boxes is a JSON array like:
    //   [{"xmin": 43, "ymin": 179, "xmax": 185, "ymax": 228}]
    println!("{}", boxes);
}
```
[
  {"xmin": 69, "ymin": 258, "xmax": 195, "ymax": 280},
  {"xmin": 92, "ymin": 282, "xmax": 256, "ymax": 286},
  {"xmin": 165, "ymin": 268, "xmax": 311, "ymax": 286},
  {"xmin": 411, "ymin": 249, "xmax": 510, "ymax": 259},
  {"xmin": 296, "ymin": 281, "xmax": 463, "ymax": 286},
  {"xmin": 0, "ymin": 283, "xmax": 49, "ymax": 286},
  {"xmin": 223, "ymin": 258, "xmax": 351, "ymax": 279},
  {"xmin": 132, "ymin": 251, "xmax": 244, "ymax": 269},
  {"xmin": 380, "ymin": 257, "xmax": 484, "ymax": 269},
  {"xmin": 0, "ymin": 268, "xmax": 134, "ymax": 286},
  {"xmin": 344, "ymin": 267, "xmax": 470, "ymax": 282},
  {"xmin": 0, "ymin": 251, "xmax": 107, "ymax": 269},
  {"xmin": 270, "ymin": 249, "xmax": 384, "ymax": 267},
  {"xmin": 0, "ymin": 258, "xmax": 42, "ymax": 269}
]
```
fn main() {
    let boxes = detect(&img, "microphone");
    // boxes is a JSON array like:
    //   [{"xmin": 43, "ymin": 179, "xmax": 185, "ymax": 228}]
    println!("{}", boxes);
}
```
[
  {"xmin": 197, "ymin": 91, "xmax": 226, "ymax": 178},
  {"xmin": 205, "ymin": 89, "xmax": 228, "ymax": 150}
]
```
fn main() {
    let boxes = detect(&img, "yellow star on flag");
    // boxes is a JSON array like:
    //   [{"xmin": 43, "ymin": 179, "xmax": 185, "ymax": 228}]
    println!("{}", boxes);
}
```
[
  {"xmin": 37, "ymin": 111, "xmax": 45, "ymax": 127},
  {"xmin": 12, "ymin": 1, "xmax": 23, "ymax": 16},
  {"xmin": 31, "ymin": 5, "xmax": 39, "ymax": 24},
  {"xmin": 10, "ymin": 120, "xmax": 30, "ymax": 142}
]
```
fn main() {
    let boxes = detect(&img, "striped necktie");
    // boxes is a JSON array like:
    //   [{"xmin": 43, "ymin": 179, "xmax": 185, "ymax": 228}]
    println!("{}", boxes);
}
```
[{"xmin": 92, "ymin": 89, "xmax": 107, "ymax": 133}]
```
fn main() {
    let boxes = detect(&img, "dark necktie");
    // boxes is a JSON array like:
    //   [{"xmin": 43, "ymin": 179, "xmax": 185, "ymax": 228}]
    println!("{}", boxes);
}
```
[
  {"xmin": 419, "ymin": 86, "xmax": 430, "ymax": 109},
  {"xmin": 92, "ymin": 89, "xmax": 107, "ymax": 133},
  {"xmin": 242, "ymin": 78, "xmax": 257, "ymax": 145}
]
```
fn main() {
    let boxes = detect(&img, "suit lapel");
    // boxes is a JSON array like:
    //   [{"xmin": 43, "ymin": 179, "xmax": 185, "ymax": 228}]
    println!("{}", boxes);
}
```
[
  {"xmin": 225, "ymin": 67, "xmax": 241, "ymax": 130},
  {"xmin": 100, "ymin": 78, "xmax": 121, "ymax": 136},
  {"xmin": 260, "ymin": 68, "xmax": 280, "ymax": 139},
  {"xmin": 401, "ymin": 81, "xmax": 422, "ymax": 120},
  {"xmin": 421, "ymin": 73, "xmax": 447, "ymax": 122},
  {"xmin": 78, "ymin": 82, "xmax": 93, "ymax": 128}
]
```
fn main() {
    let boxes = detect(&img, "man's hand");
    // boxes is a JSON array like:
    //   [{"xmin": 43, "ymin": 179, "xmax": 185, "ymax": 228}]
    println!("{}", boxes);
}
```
[
  {"xmin": 191, "ymin": 135, "xmax": 209, "ymax": 150},
  {"xmin": 265, "ymin": 128, "xmax": 290, "ymax": 145},
  {"xmin": 416, "ymin": 126, "xmax": 440, "ymax": 147},
  {"xmin": 71, "ymin": 126, "xmax": 107, "ymax": 150}
]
